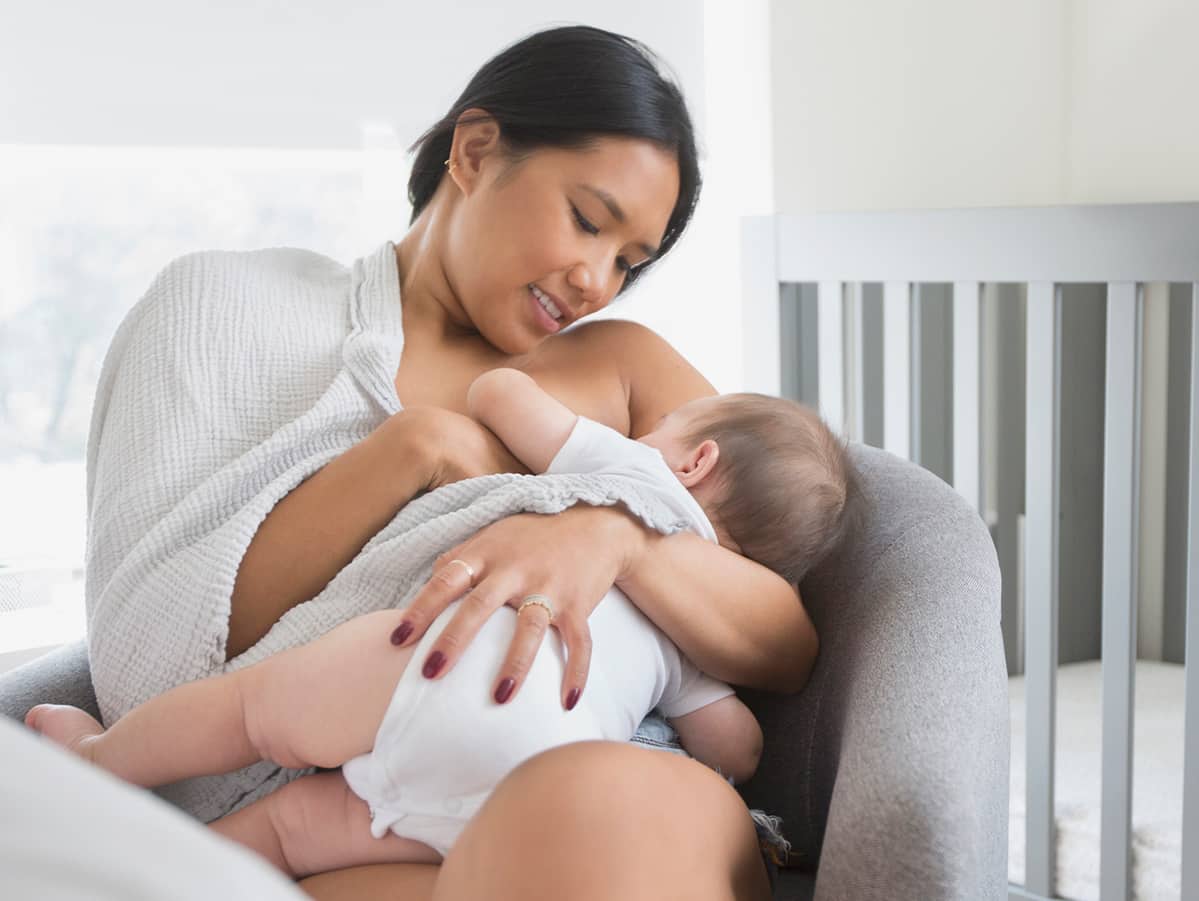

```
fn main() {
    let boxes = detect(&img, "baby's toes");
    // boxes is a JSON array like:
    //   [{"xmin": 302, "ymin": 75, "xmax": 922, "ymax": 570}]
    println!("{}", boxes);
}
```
[{"xmin": 27, "ymin": 704, "xmax": 104, "ymax": 757}]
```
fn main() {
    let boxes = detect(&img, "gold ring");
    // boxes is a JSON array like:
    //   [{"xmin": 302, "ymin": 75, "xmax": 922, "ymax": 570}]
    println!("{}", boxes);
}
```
[
  {"xmin": 447, "ymin": 559, "xmax": 476, "ymax": 583},
  {"xmin": 517, "ymin": 594, "xmax": 554, "ymax": 622}
]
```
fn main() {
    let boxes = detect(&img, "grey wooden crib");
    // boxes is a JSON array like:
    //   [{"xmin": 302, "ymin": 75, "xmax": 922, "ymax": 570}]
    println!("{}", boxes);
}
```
[{"xmin": 739, "ymin": 203, "xmax": 1199, "ymax": 900}]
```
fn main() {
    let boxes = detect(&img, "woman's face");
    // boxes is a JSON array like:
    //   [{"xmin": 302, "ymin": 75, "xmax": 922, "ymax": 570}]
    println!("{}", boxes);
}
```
[{"xmin": 444, "ymin": 135, "xmax": 681, "ymax": 354}]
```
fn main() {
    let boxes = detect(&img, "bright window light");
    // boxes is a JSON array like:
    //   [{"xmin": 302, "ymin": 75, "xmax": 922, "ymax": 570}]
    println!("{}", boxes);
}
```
[{"xmin": 0, "ymin": 139, "xmax": 409, "ymax": 656}]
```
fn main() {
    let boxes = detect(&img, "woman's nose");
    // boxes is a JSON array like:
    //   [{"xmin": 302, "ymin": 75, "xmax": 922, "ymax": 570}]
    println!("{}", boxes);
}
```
[{"xmin": 567, "ymin": 259, "xmax": 607, "ymax": 307}]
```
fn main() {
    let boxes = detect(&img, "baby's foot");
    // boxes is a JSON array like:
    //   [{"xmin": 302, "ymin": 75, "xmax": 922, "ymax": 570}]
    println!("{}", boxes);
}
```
[{"xmin": 25, "ymin": 704, "xmax": 104, "ymax": 762}]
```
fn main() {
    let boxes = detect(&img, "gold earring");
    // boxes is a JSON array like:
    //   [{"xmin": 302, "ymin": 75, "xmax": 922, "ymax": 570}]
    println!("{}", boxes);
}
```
[{"xmin": 444, "ymin": 158, "xmax": 458, "ymax": 173}]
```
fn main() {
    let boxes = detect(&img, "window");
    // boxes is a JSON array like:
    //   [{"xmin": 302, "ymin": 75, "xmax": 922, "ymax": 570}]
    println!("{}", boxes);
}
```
[{"xmin": 0, "ymin": 136, "xmax": 408, "ymax": 660}]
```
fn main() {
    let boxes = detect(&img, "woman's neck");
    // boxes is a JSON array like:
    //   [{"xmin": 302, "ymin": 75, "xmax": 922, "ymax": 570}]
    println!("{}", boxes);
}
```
[{"xmin": 394, "ymin": 192, "xmax": 477, "ymax": 340}]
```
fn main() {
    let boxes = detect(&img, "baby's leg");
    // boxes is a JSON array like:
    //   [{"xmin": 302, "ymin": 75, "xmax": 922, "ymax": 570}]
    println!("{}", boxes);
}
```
[
  {"xmin": 28, "ymin": 609, "xmax": 418, "ymax": 784},
  {"xmin": 213, "ymin": 770, "xmax": 442, "ymax": 878}
]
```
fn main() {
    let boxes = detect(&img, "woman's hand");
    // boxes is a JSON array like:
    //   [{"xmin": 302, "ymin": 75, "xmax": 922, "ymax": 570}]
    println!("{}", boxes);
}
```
[
  {"xmin": 390, "ymin": 504, "xmax": 647, "ymax": 709},
  {"xmin": 378, "ymin": 406, "xmax": 529, "ymax": 491}
]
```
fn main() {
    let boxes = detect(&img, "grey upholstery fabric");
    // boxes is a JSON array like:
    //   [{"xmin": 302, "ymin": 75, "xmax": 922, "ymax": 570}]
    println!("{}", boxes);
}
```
[
  {"xmin": 0, "ymin": 641, "xmax": 99, "ymax": 723},
  {"xmin": 0, "ymin": 443, "xmax": 1008, "ymax": 899},
  {"xmin": 738, "ymin": 442, "xmax": 1009, "ymax": 899}
]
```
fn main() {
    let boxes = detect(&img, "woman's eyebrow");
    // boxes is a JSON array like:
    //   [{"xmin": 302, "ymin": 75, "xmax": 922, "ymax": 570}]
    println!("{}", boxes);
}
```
[{"xmin": 577, "ymin": 184, "xmax": 660, "ymax": 258}]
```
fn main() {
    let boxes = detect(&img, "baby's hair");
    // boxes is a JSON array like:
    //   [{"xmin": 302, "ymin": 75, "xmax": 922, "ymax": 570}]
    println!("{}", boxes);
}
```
[{"xmin": 683, "ymin": 394, "xmax": 859, "ymax": 584}]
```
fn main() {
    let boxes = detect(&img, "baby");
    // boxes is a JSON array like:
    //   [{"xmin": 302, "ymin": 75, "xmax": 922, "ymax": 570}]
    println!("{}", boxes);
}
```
[{"xmin": 28, "ymin": 368, "xmax": 855, "ymax": 878}]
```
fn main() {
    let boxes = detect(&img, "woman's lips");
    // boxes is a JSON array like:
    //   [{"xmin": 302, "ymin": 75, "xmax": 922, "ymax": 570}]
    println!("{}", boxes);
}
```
[{"xmin": 529, "ymin": 286, "xmax": 562, "ymax": 333}]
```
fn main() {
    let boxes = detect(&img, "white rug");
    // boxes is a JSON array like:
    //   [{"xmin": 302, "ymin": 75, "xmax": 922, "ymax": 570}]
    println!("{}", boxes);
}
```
[{"xmin": 1008, "ymin": 660, "xmax": 1184, "ymax": 900}]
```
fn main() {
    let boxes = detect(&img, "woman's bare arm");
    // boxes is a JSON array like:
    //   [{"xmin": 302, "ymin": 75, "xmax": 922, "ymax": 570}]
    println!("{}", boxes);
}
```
[
  {"xmin": 618, "ymin": 529, "xmax": 817, "ymax": 692},
  {"xmin": 226, "ymin": 407, "xmax": 524, "ymax": 659}
]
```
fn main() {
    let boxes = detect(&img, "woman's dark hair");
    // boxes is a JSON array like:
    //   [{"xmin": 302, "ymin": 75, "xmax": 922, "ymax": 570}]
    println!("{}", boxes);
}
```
[{"xmin": 408, "ymin": 25, "xmax": 701, "ymax": 292}]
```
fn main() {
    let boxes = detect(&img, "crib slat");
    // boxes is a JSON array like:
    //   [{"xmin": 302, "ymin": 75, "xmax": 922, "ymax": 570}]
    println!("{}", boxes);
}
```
[
  {"xmin": 1024, "ymin": 282, "xmax": 1060, "ymax": 897},
  {"xmin": 817, "ymin": 281, "xmax": 845, "ymax": 434},
  {"xmin": 1100, "ymin": 283, "xmax": 1139, "ymax": 901},
  {"xmin": 1181, "ymin": 283, "xmax": 1199, "ymax": 901},
  {"xmin": 846, "ymin": 282, "xmax": 866, "ymax": 442},
  {"xmin": 882, "ymin": 281, "xmax": 911, "ymax": 458},
  {"xmin": 953, "ymin": 281, "xmax": 982, "ymax": 509}
]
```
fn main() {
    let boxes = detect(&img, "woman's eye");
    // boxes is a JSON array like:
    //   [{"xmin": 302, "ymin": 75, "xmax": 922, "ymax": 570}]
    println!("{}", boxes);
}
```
[{"xmin": 571, "ymin": 204, "xmax": 599, "ymax": 235}]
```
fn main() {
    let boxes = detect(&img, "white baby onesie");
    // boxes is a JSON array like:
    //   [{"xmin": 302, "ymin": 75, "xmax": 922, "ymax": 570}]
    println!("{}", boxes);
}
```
[{"xmin": 341, "ymin": 416, "xmax": 735, "ymax": 857}]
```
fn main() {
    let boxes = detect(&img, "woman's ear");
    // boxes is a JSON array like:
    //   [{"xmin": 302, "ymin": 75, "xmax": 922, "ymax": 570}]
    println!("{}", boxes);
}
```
[
  {"xmin": 446, "ymin": 108, "xmax": 502, "ymax": 196},
  {"xmin": 676, "ymin": 439, "xmax": 720, "ymax": 489}
]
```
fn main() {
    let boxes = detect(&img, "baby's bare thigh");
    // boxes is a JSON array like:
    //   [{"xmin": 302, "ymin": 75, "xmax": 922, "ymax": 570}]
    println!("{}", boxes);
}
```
[{"xmin": 242, "ymin": 609, "xmax": 417, "ymax": 769}]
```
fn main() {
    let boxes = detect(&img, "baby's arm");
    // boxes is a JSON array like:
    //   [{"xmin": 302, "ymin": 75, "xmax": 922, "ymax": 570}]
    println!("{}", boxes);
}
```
[
  {"xmin": 466, "ymin": 368, "xmax": 577, "ymax": 474},
  {"xmin": 668, "ymin": 695, "xmax": 764, "ymax": 785}
]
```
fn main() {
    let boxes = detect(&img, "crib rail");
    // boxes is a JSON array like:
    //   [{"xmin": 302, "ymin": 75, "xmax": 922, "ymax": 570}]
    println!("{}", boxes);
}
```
[{"xmin": 740, "ymin": 203, "xmax": 1199, "ymax": 901}]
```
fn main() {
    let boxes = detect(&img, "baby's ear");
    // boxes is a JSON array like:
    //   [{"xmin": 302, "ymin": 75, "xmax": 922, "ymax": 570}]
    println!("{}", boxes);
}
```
[{"xmin": 676, "ymin": 439, "xmax": 720, "ymax": 488}]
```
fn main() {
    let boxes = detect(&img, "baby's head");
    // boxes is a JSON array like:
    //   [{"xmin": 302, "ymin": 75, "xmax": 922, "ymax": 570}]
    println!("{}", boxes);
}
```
[{"xmin": 639, "ymin": 394, "xmax": 858, "ymax": 584}]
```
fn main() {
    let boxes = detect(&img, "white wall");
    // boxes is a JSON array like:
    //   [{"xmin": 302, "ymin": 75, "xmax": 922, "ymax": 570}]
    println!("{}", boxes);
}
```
[
  {"xmin": 768, "ymin": 0, "xmax": 1199, "ymax": 662},
  {"xmin": 1, "ymin": 2, "xmax": 706, "ymax": 151},
  {"xmin": 770, "ymin": 0, "xmax": 1199, "ymax": 212},
  {"xmin": 605, "ymin": 0, "xmax": 773, "ymax": 392},
  {"xmin": 1, "ymin": 1, "xmax": 768, "ymax": 391}
]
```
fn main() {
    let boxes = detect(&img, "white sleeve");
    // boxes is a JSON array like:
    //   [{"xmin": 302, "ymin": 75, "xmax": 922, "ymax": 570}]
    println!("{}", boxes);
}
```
[
  {"xmin": 546, "ymin": 416, "xmax": 718, "ymax": 542},
  {"xmin": 546, "ymin": 415, "xmax": 640, "ymax": 475},
  {"xmin": 656, "ymin": 654, "xmax": 736, "ymax": 719}
]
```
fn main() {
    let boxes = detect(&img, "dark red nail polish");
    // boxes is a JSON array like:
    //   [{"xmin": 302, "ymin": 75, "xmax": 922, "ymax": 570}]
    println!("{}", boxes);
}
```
[
  {"xmin": 495, "ymin": 678, "xmax": 515, "ymax": 704},
  {"xmin": 565, "ymin": 688, "xmax": 580, "ymax": 711},
  {"xmin": 391, "ymin": 622, "xmax": 413, "ymax": 646},
  {"xmin": 423, "ymin": 651, "xmax": 446, "ymax": 678}
]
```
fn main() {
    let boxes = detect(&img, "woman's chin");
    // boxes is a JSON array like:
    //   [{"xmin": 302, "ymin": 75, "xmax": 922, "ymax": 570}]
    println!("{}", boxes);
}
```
[{"xmin": 485, "ymin": 326, "xmax": 546, "ymax": 357}]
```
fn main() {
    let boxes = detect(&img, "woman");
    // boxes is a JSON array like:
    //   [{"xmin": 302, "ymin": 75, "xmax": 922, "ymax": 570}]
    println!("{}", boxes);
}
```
[{"xmin": 13, "ymin": 25, "xmax": 818, "ymax": 899}]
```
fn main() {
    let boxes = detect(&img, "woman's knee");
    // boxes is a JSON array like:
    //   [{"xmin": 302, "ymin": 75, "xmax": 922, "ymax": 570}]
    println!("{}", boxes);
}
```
[{"xmin": 434, "ymin": 741, "xmax": 771, "ymax": 901}]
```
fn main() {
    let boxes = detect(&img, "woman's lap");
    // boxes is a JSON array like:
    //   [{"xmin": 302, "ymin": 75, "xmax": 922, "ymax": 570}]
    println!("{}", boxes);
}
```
[
  {"xmin": 433, "ymin": 740, "xmax": 773, "ymax": 901},
  {"xmin": 299, "ymin": 740, "xmax": 773, "ymax": 901},
  {"xmin": 0, "ymin": 650, "xmax": 777, "ymax": 898}
]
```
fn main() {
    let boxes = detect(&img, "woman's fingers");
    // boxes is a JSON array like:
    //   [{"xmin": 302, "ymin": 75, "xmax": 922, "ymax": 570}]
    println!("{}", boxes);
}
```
[
  {"xmin": 392, "ymin": 555, "xmax": 479, "ymax": 648},
  {"xmin": 416, "ymin": 575, "xmax": 519, "ymax": 682},
  {"xmin": 490, "ymin": 597, "xmax": 590, "ymax": 710},
  {"xmin": 492, "ymin": 599, "xmax": 555, "ymax": 705},
  {"xmin": 395, "ymin": 510, "xmax": 615, "ymax": 710},
  {"xmin": 553, "ymin": 611, "xmax": 592, "ymax": 711}
]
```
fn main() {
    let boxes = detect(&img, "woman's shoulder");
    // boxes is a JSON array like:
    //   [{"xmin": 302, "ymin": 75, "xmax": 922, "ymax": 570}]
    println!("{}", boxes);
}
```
[
  {"xmin": 147, "ymin": 246, "xmax": 348, "ymax": 297},
  {"xmin": 128, "ymin": 246, "xmax": 352, "ymax": 339},
  {"xmin": 556, "ymin": 318, "xmax": 678, "ymax": 374},
  {"xmin": 560, "ymin": 319, "xmax": 717, "ymax": 437},
  {"xmin": 107, "ymin": 246, "xmax": 353, "ymax": 410}
]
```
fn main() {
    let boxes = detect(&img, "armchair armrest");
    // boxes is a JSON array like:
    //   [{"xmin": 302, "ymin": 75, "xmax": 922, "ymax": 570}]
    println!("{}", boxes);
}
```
[{"xmin": 737, "ymin": 444, "xmax": 1009, "ymax": 900}]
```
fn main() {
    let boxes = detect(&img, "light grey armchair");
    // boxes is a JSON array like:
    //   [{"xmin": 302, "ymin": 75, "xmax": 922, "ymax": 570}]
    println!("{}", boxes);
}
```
[
  {"xmin": 1, "ymin": 443, "xmax": 1008, "ymax": 900},
  {"xmin": 737, "ymin": 442, "xmax": 1009, "ymax": 899}
]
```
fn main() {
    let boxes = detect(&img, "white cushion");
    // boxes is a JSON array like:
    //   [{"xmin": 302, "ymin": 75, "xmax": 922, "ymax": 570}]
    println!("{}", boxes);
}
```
[{"xmin": 0, "ymin": 716, "xmax": 304, "ymax": 901}]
